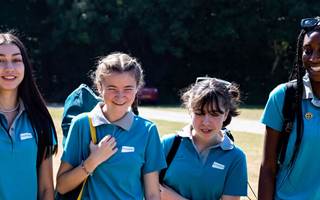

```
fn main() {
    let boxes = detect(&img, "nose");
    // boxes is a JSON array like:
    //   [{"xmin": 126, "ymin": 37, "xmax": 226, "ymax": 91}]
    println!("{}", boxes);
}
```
[
  {"xmin": 1, "ymin": 61, "xmax": 15, "ymax": 69},
  {"xmin": 310, "ymin": 51, "xmax": 320, "ymax": 62},
  {"xmin": 202, "ymin": 114, "xmax": 211, "ymax": 125}
]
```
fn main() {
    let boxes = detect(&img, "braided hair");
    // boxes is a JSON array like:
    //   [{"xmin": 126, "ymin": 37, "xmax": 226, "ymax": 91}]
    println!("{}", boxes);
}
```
[{"xmin": 287, "ymin": 26, "xmax": 320, "ymax": 169}]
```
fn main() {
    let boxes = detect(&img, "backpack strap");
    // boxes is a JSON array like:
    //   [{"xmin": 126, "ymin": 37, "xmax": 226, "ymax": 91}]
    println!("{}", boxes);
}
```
[
  {"xmin": 278, "ymin": 81, "xmax": 297, "ymax": 166},
  {"xmin": 77, "ymin": 115, "xmax": 97, "ymax": 200},
  {"xmin": 159, "ymin": 135, "xmax": 182, "ymax": 184}
]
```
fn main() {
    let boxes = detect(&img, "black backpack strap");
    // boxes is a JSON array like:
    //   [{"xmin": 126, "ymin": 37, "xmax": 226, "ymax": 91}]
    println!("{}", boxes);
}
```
[
  {"xmin": 159, "ymin": 135, "xmax": 182, "ymax": 184},
  {"xmin": 278, "ymin": 81, "xmax": 297, "ymax": 165}
]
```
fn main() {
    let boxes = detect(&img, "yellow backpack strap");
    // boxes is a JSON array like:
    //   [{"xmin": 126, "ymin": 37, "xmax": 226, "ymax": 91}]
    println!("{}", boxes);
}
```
[
  {"xmin": 76, "ymin": 115, "xmax": 97, "ymax": 200},
  {"xmin": 88, "ymin": 115, "xmax": 97, "ymax": 144}
]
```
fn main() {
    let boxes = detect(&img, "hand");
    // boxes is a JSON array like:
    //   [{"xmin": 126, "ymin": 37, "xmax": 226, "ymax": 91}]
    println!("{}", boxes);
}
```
[
  {"xmin": 160, "ymin": 184, "xmax": 188, "ymax": 200},
  {"xmin": 88, "ymin": 135, "xmax": 118, "ymax": 168}
]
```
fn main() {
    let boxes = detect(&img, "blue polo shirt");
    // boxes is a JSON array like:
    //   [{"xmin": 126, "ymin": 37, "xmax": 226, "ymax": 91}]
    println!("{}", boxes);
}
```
[
  {"xmin": 161, "ymin": 126, "xmax": 247, "ymax": 200},
  {"xmin": 0, "ymin": 101, "xmax": 38, "ymax": 200},
  {"xmin": 62, "ymin": 103, "xmax": 166, "ymax": 200},
  {"xmin": 261, "ymin": 74, "xmax": 320, "ymax": 199}
]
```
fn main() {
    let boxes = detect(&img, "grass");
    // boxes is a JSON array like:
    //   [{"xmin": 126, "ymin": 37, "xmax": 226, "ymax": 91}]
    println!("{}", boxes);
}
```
[{"xmin": 49, "ymin": 107, "xmax": 262, "ymax": 199}]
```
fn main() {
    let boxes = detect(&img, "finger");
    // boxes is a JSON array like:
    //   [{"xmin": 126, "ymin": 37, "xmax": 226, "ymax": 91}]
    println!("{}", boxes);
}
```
[{"xmin": 100, "ymin": 135, "xmax": 111, "ymax": 143}]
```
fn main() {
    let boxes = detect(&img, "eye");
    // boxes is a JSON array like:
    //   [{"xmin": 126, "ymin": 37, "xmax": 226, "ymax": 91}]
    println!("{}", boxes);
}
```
[
  {"xmin": 194, "ymin": 110, "xmax": 204, "ymax": 116},
  {"xmin": 303, "ymin": 47, "xmax": 313, "ymax": 56},
  {"xmin": 12, "ymin": 58, "xmax": 23, "ymax": 63}
]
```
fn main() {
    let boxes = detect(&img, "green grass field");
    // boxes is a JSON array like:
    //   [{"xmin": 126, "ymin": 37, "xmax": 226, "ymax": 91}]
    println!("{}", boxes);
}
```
[{"xmin": 50, "ymin": 106, "xmax": 263, "ymax": 199}]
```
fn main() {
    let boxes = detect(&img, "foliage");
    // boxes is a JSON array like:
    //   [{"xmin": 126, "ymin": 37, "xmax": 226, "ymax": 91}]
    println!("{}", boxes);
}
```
[{"xmin": 1, "ymin": 0, "xmax": 320, "ymax": 103}]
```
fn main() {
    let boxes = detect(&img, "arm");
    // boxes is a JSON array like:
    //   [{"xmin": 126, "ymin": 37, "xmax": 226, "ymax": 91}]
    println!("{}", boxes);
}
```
[
  {"xmin": 221, "ymin": 195, "xmax": 240, "ymax": 200},
  {"xmin": 258, "ymin": 126, "xmax": 281, "ymax": 200},
  {"xmin": 38, "ymin": 157, "xmax": 54, "ymax": 200},
  {"xmin": 160, "ymin": 184, "xmax": 189, "ymax": 200},
  {"xmin": 56, "ymin": 135, "xmax": 117, "ymax": 194},
  {"xmin": 143, "ymin": 172, "xmax": 161, "ymax": 200}
]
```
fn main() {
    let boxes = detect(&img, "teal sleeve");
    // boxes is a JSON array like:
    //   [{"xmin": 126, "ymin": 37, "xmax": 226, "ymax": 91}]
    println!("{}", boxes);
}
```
[
  {"xmin": 142, "ymin": 124, "xmax": 167, "ymax": 174},
  {"xmin": 260, "ymin": 83, "xmax": 287, "ymax": 132},
  {"xmin": 61, "ymin": 115, "xmax": 90, "ymax": 167}
]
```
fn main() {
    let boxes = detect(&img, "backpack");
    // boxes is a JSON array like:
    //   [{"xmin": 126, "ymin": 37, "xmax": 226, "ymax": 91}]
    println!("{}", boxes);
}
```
[
  {"xmin": 278, "ymin": 81, "xmax": 298, "ymax": 166},
  {"xmin": 61, "ymin": 84, "xmax": 102, "ymax": 146}
]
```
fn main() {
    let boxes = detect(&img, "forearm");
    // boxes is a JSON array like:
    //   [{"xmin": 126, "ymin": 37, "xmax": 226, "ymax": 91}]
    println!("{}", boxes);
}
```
[
  {"xmin": 39, "ymin": 187, "xmax": 54, "ymax": 200},
  {"xmin": 56, "ymin": 158, "xmax": 98, "ymax": 194},
  {"xmin": 258, "ymin": 165, "xmax": 276, "ymax": 200}
]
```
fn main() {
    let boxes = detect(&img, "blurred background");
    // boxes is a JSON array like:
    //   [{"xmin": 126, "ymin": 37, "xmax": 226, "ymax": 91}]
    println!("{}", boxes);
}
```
[{"xmin": 1, "ymin": 0, "xmax": 319, "ymax": 105}]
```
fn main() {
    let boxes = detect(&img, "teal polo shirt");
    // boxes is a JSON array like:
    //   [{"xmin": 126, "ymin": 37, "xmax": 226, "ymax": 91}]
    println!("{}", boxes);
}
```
[
  {"xmin": 261, "ymin": 74, "xmax": 320, "ymax": 199},
  {"xmin": 161, "ymin": 126, "xmax": 247, "ymax": 200},
  {"xmin": 62, "ymin": 103, "xmax": 166, "ymax": 200},
  {"xmin": 0, "ymin": 101, "xmax": 38, "ymax": 200}
]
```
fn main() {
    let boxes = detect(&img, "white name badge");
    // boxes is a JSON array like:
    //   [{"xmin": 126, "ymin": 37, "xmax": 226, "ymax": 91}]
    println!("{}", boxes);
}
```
[
  {"xmin": 20, "ymin": 132, "xmax": 33, "ymax": 141},
  {"xmin": 212, "ymin": 161, "xmax": 225, "ymax": 170},
  {"xmin": 121, "ymin": 146, "xmax": 135, "ymax": 153}
]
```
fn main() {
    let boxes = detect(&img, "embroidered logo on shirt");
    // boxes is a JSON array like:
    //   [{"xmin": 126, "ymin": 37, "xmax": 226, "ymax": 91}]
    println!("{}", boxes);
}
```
[
  {"xmin": 20, "ymin": 132, "xmax": 33, "ymax": 141},
  {"xmin": 121, "ymin": 146, "xmax": 135, "ymax": 153},
  {"xmin": 212, "ymin": 161, "xmax": 225, "ymax": 170}
]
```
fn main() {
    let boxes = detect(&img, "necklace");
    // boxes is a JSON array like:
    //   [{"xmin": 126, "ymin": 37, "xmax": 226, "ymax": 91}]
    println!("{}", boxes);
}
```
[{"xmin": 0, "ymin": 104, "xmax": 19, "ymax": 113}]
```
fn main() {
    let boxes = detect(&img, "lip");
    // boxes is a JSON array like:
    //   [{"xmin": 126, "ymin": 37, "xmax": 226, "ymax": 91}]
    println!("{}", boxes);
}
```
[
  {"xmin": 1, "ymin": 75, "xmax": 17, "ymax": 80},
  {"xmin": 112, "ymin": 101, "xmax": 126, "ymax": 106},
  {"xmin": 310, "ymin": 66, "xmax": 320, "ymax": 72}
]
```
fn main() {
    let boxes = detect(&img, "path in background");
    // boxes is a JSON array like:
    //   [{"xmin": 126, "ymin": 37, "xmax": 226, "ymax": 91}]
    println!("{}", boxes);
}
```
[{"xmin": 139, "ymin": 108, "xmax": 265, "ymax": 134}]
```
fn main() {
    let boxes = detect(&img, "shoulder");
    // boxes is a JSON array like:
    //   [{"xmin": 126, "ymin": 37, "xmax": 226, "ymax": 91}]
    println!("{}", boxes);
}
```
[
  {"xmin": 132, "ymin": 115, "xmax": 157, "ymax": 130},
  {"xmin": 269, "ymin": 83, "xmax": 287, "ymax": 99},
  {"xmin": 70, "ymin": 113, "xmax": 89, "ymax": 127}
]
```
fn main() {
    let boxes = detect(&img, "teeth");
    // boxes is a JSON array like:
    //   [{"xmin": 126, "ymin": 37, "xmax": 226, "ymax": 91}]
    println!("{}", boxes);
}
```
[
  {"xmin": 2, "ymin": 76, "xmax": 15, "ymax": 80},
  {"xmin": 311, "ymin": 66, "xmax": 320, "ymax": 71}
]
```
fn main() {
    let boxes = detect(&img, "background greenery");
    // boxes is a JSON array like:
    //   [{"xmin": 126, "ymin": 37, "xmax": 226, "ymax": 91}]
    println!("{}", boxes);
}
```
[{"xmin": 1, "ymin": 0, "xmax": 319, "ymax": 104}]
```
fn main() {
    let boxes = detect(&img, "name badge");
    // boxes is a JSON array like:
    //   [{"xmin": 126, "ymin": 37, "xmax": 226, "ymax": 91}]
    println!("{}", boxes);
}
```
[
  {"xmin": 121, "ymin": 146, "xmax": 135, "ymax": 153},
  {"xmin": 212, "ymin": 161, "xmax": 225, "ymax": 170},
  {"xmin": 20, "ymin": 132, "xmax": 33, "ymax": 141}
]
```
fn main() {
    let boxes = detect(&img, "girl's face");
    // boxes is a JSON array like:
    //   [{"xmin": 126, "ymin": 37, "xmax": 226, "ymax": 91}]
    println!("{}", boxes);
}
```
[
  {"xmin": 99, "ymin": 71, "xmax": 138, "ymax": 120},
  {"xmin": 0, "ymin": 44, "xmax": 25, "ymax": 94},
  {"xmin": 302, "ymin": 31, "xmax": 320, "ymax": 82},
  {"xmin": 191, "ymin": 101, "xmax": 228, "ymax": 143}
]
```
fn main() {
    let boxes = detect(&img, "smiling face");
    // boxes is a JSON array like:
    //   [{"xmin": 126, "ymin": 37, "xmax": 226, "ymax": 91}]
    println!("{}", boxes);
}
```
[
  {"xmin": 98, "ymin": 71, "xmax": 138, "ymax": 121},
  {"xmin": 0, "ymin": 44, "xmax": 25, "ymax": 94},
  {"xmin": 302, "ymin": 31, "xmax": 320, "ymax": 82}
]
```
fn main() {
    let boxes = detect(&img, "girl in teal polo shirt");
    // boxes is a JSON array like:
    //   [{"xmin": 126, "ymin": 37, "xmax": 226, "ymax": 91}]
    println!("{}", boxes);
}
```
[
  {"xmin": 0, "ymin": 32, "xmax": 58, "ymax": 199},
  {"xmin": 259, "ymin": 17, "xmax": 320, "ymax": 200},
  {"xmin": 56, "ymin": 52, "xmax": 166, "ymax": 199},
  {"xmin": 160, "ymin": 78, "xmax": 247, "ymax": 200}
]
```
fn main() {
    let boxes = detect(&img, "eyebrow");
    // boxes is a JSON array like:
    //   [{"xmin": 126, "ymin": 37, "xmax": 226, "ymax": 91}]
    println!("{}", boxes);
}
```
[{"xmin": 0, "ymin": 53, "xmax": 22, "ymax": 56}]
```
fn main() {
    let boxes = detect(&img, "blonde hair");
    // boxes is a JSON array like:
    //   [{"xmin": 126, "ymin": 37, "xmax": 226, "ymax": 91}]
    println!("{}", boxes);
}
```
[
  {"xmin": 91, "ymin": 52, "xmax": 144, "ymax": 114},
  {"xmin": 92, "ymin": 52, "xmax": 144, "ymax": 89}
]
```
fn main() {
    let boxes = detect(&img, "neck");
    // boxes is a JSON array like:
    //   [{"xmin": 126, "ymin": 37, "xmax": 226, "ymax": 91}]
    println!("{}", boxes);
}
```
[
  {"xmin": 311, "ymin": 80, "xmax": 320, "ymax": 98},
  {"xmin": 191, "ymin": 130, "xmax": 223, "ymax": 152},
  {"xmin": 0, "ymin": 91, "xmax": 19, "ymax": 112},
  {"xmin": 102, "ymin": 104, "xmax": 127, "ymax": 122}
]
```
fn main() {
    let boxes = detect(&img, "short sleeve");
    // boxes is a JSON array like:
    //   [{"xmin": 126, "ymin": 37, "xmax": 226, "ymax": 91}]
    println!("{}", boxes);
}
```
[
  {"xmin": 260, "ymin": 84, "xmax": 286, "ymax": 132},
  {"xmin": 142, "ymin": 124, "xmax": 167, "ymax": 174},
  {"xmin": 61, "ymin": 116, "xmax": 88, "ymax": 167},
  {"xmin": 223, "ymin": 150, "xmax": 248, "ymax": 196}
]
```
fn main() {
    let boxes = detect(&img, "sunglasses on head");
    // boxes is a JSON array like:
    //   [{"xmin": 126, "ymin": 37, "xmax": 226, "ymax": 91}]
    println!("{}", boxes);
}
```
[
  {"xmin": 301, "ymin": 18, "xmax": 320, "ymax": 31},
  {"xmin": 195, "ymin": 76, "xmax": 231, "ymax": 86}
]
